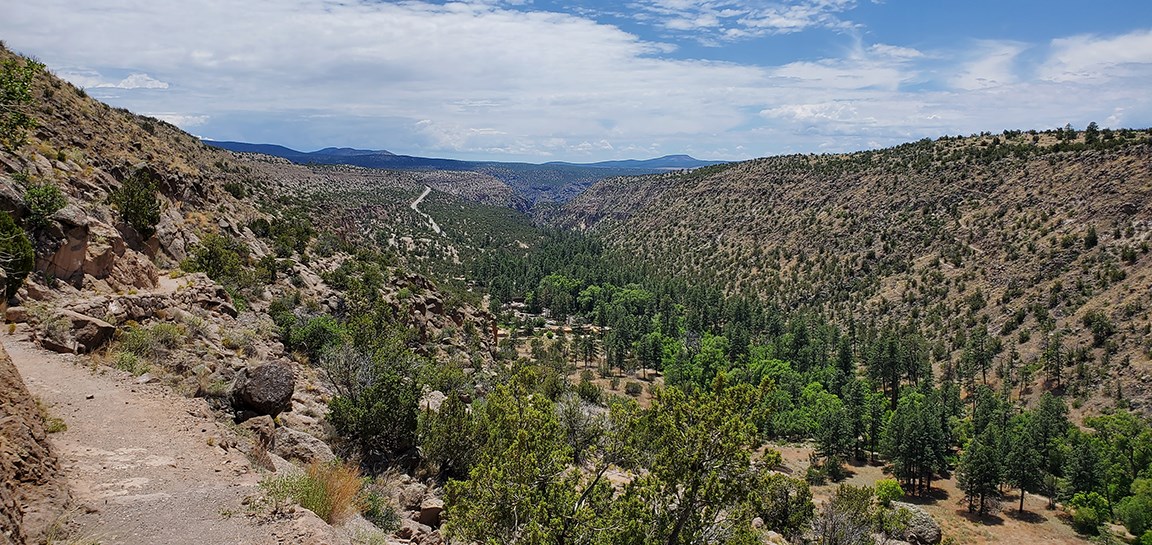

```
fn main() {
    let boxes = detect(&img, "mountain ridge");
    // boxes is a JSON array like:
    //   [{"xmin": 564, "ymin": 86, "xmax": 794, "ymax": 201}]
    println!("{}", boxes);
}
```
[{"xmin": 203, "ymin": 139, "xmax": 721, "ymax": 205}]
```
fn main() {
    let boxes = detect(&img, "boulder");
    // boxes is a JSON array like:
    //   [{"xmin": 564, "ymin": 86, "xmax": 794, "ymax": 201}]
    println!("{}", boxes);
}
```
[
  {"xmin": 398, "ymin": 483, "xmax": 427, "ymax": 511},
  {"xmin": 892, "ymin": 502, "xmax": 942, "ymax": 545},
  {"xmin": 42, "ymin": 309, "xmax": 115, "ymax": 354},
  {"xmin": 231, "ymin": 361, "xmax": 295, "ymax": 418},
  {"xmin": 420, "ymin": 390, "xmax": 446, "ymax": 413},
  {"xmin": 417, "ymin": 497, "xmax": 444, "ymax": 528},
  {"xmin": 3, "ymin": 306, "xmax": 25, "ymax": 322},
  {"xmin": 273, "ymin": 427, "xmax": 335, "ymax": 465}
]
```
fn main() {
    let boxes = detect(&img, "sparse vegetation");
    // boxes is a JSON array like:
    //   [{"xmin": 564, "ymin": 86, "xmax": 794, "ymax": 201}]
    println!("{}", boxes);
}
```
[
  {"xmin": 0, "ymin": 55, "xmax": 44, "ymax": 149},
  {"xmin": 261, "ymin": 461, "xmax": 366, "ymax": 524}
]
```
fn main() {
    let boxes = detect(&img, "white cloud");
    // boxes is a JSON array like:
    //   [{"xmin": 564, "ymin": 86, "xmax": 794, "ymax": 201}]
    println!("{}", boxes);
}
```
[
  {"xmin": 627, "ymin": 0, "xmax": 858, "ymax": 40},
  {"xmin": 949, "ymin": 41, "xmax": 1025, "ymax": 90},
  {"xmin": 149, "ymin": 113, "xmax": 208, "ymax": 127},
  {"xmin": 1039, "ymin": 30, "xmax": 1152, "ymax": 82},
  {"xmin": 0, "ymin": 1, "xmax": 1149, "ymax": 161},
  {"xmin": 56, "ymin": 70, "xmax": 169, "ymax": 90}
]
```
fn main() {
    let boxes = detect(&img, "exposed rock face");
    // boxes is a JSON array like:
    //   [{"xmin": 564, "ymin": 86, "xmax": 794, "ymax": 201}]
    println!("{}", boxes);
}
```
[
  {"xmin": 0, "ymin": 343, "xmax": 70, "ymax": 545},
  {"xmin": 37, "ymin": 207, "xmax": 158, "ymax": 292},
  {"xmin": 231, "ymin": 360, "xmax": 295, "ymax": 418},
  {"xmin": 892, "ymin": 502, "xmax": 942, "ymax": 545}
]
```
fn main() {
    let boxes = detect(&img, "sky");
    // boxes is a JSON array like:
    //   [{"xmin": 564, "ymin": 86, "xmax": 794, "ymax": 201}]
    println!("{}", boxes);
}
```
[{"xmin": 2, "ymin": 1, "xmax": 1151, "ymax": 162}]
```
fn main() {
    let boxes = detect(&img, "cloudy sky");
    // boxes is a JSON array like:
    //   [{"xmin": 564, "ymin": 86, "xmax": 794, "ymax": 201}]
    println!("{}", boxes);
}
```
[{"xmin": 3, "ymin": 0, "xmax": 1151, "ymax": 162}]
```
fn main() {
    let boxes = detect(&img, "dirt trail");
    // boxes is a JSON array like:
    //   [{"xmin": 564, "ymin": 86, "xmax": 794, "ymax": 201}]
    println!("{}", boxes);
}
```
[
  {"xmin": 6, "ymin": 329, "xmax": 281, "ymax": 545},
  {"xmin": 409, "ymin": 186, "xmax": 443, "ymax": 236}
]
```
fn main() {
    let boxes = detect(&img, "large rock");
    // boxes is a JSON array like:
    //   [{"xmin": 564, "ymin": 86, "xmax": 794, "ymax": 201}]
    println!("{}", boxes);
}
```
[
  {"xmin": 231, "ymin": 360, "xmax": 295, "ymax": 418},
  {"xmin": 40, "ymin": 309, "xmax": 115, "ymax": 354},
  {"xmin": 273, "ymin": 426, "xmax": 335, "ymax": 465},
  {"xmin": 0, "ymin": 343, "xmax": 70, "ymax": 544},
  {"xmin": 892, "ymin": 502, "xmax": 942, "ymax": 545},
  {"xmin": 417, "ymin": 497, "xmax": 444, "ymax": 528}
]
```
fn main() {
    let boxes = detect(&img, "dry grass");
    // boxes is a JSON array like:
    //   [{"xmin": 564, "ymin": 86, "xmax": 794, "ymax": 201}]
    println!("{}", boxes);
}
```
[{"xmin": 262, "ymin": 461, "xmax": 365, "ymax": 524}]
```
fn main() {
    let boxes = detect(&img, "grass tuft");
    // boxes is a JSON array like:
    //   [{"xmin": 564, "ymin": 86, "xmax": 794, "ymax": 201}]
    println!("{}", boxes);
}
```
[{"xmin": 261, "ymin": 461, "xmax": 366, "ymax": 524}]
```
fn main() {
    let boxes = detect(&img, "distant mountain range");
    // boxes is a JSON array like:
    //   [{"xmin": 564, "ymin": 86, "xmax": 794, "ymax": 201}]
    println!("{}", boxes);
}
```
[{"xmin": 202, "ymin": 140, "xmax": 725, "ymax": 205}]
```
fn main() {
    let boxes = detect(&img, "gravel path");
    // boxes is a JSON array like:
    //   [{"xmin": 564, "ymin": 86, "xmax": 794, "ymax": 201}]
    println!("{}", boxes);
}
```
[{"xmin": 6, "ymin": 330, "xmax": 282, "ymax": 545}]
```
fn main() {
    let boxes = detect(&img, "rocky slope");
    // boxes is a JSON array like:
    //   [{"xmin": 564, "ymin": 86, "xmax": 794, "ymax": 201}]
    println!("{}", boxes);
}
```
[
  {"xmin": 555, "ymin": 132, "xmax": 1152, "ymax": 414},
  {"xmin": 0, "ymin": 336, "xmax": 70, "ymax": 545},
  {"xmin": 0, "ymin": 44, "xmax": 495, "ymax": 544}
]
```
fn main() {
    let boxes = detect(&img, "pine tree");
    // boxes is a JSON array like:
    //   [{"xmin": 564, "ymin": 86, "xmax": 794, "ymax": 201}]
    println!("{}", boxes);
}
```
[
  {"xmin": 1005, "ymin": 414, "xmax": 1043, "ymax": 514},
  {"xmin": 958, "ymin": 427, "xmax": 1003, "ymax": 515}
]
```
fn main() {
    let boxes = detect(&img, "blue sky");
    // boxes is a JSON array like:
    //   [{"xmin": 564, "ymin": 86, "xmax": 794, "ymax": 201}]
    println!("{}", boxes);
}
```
[{"xmin": 2, "ymin": 0, "xmax": 1151, "ymax": 162}]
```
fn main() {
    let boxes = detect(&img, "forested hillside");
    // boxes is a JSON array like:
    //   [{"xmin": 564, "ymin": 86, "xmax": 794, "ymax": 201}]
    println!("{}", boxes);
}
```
[{"xmin": 554, "ymin": 132, "xmax": 1152, "ymax": 415}]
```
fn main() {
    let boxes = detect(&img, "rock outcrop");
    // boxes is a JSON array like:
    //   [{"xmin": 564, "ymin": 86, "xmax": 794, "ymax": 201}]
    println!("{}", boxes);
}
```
[{"xmin": 0, "ymin": 342, "xmax": 70, "ymax": 545}]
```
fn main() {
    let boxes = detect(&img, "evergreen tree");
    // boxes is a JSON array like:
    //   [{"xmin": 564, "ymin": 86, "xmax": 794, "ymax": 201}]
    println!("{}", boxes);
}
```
[
  {"xmin": 958, "ymin": 427, "xmax": 1003, "ymax": 515},
  {"xmin": 1005, "ymin": 413, "xmax": 1043, "ymax": 514}
]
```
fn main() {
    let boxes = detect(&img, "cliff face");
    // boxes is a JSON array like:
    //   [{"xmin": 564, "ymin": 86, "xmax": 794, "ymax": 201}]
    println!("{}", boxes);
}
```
[{"xmin": 0, "ymin": 340, "xmax": 69, "ymax": 545}]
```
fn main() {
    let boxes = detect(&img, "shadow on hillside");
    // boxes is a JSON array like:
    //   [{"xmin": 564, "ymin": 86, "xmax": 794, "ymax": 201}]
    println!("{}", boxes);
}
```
[
  {"xmin": 957, "ymin": 509, "xmax": 1005, "ymax": 526},
  {"xmin": 1006, "ymin": 509, "xmax": 1048, "ymax": 524},
  {"xmin": 900, "ymin": 487, "xmax": 951, "ymax": 505}
]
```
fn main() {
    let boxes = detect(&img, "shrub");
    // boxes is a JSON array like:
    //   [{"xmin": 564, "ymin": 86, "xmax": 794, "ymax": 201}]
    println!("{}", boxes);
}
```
[
  {"xmin": 1068, "ymin": 492, "xmax": 1108, "ymax": 534},
  {"xmin": 0, "ymin": 211, "xmax": 34, "ymax": 298},
  {"xmin": 0, "ymin": 56, "xmax": 44, "ymax": 149},
  {"xmin": 261, "ymin": 461, "xmax": 365, "ymax": 524},
  {"xmin": 288, "ymin": 314, "xmax": 346, "ymax": 363},
  {"xmin": 624, "ymin": 381, "xmax": 643, "ymax": 397},
  {"xmin": 324, "ymin": 339, "xmax": 421, "ymax": 461},
  {"xmin": 113, "ymin": 351, "xmax": 148, "ymax": 375},
  {"xmin": 110, "ymin": 169, "xmax": 161, "ymax": 238},
  {"xmin": 875, "ymin": 479, "xmax": 904, "ymax": 506},
  {"xmin": 576, "ymin": 378, "xmax": 602, "ymax": 404},
  {"xmin": 181, "ymin": 233, "xmax": 250, "ymax": 286},
  {"xmin": 23, "ymin": 182, "xmax": 67, "ymax": 230},
  {"xmin": 362, "ymin": 490, "xmax": 401, "ymax": 532},
  {"xmin": 222, "ymin": 181, "xmax": 248, "ymax": 199},
  {"xmin": 149, "ymin": 322, "xmax": 187, "ymax": 349}
]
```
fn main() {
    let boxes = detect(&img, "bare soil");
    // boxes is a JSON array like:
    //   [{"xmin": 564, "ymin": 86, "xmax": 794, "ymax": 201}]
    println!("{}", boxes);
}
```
[{"xmin": 775, "ymin": 443, "xmax": 1095, "ymax": 545}]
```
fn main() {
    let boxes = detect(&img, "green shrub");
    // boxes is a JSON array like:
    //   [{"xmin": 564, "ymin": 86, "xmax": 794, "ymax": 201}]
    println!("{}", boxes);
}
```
[
  {"xmin": 362, "ymin": 490, "xmax": 401, "ymax": 532},
  {"xmin": 0, "ymin": 211, "xmax": 33, "ymax": 298},
  {"xmin": 875, "ymin": 478, "xmax": 904, "ymax": 506},
  {"xmin": 0, "ymin": 57, "xmax": 44, "ymax": 149},
  {"xmin": 222, "ymin": 181, "xmax": 248, "ymax": 199},
  {"xmin": 324, "ymin": 339, "xmax": 421, "ymax": 461},
  {"xmin": 288, "ymin": 314, "xmax": 345, "ymax": 363},
  {"xmin": 110, "ymin": 169, "xmax": 161, "ymax": 238},
  {"xmin": 181, "ymin": 233, "xmax": 250, "ymax": 286},
  {"xmin": 23, "ymin": 183, "xmax": 66, "ymax": 230},
  {"xmin": 113, "ymin": 351, "xmax": 149, "ymax": 375},
  {"xmin": 624, "ymin": 381, "xmax": 643, "ymax": 397},
  {"xmin": 149, "ymin": 322, "xmax": 187, "ymax": 349},
  {"xmin": 576, "ymin": 378, "xmax": 602, "ymax": 404},
  {"xmin": 1068, "ymin": 492, "xmax": 1108, "ymax": 534}
]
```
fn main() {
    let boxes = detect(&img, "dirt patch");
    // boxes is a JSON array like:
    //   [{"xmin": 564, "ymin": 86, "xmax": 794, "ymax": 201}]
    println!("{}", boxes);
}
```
[{"xmin": 773, "ymin": 443, "xmax": 1093, "ymax": 545}]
